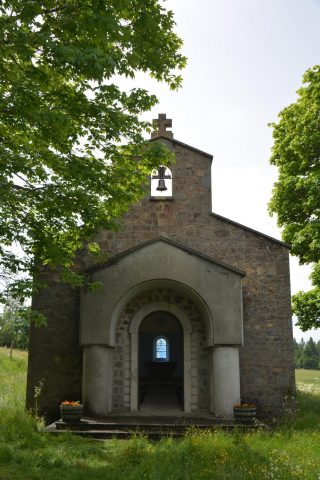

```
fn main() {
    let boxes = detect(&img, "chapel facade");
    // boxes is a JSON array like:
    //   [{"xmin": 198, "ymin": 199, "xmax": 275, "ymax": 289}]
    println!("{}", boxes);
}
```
[{"xmin": 26, "ymin": 114, "xmax": 295, "ymax": 421}]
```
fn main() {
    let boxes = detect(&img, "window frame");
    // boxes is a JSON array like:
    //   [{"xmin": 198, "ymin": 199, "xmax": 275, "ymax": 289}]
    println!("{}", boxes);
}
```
[{"xmin": 150, "ymin": 166, "xmax": 173, "ymax": 199}]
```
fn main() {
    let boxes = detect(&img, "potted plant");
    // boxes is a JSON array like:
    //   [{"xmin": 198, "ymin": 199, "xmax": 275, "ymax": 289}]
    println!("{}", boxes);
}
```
[
  {"xmin": 233, "ymin": 402, "xmax": 256, "ymax": 424},
  {"xmin": 60, "ymin": 400, "xmax": 83, "ymax": 423}
]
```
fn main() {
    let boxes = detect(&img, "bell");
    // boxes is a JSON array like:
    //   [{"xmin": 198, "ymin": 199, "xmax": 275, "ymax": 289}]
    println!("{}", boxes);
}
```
[{"xmin": 156, "ymin": 178, "xmax": 167, "ymax": 191}]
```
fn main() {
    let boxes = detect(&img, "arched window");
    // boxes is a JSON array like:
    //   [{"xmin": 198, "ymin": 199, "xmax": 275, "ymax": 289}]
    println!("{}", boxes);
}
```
[
  {"xmin": 151, "ymin": 167, "xmax": 172, "ymax": 198},
  {"xmin": 153, "ymin": 336, "xmax": 169, "ymax": 362}
]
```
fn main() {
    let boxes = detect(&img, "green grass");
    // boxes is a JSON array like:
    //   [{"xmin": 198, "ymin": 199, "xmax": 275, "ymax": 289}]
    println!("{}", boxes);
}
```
[
  {"xmin": 0, "ymin": 348, "xmax": 319, "ymax": 479},
  {"xmin": 0, "ymin": 347, "xmax": 28, "ymax": 410},
  {"xmin": 296, "ymin": 369, "xmax": 320, "ymax": 394}
]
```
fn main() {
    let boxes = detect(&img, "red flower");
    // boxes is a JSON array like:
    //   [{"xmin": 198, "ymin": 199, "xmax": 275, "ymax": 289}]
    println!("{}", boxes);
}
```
[{"xmin": 61, "ymin": 400, "xmax": 81, "ymax": 406}]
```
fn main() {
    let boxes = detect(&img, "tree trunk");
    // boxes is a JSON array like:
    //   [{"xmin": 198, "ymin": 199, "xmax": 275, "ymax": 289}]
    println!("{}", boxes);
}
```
[{"xmin": 9, "ymin": 340, "xmax": 14, "ymax": 358}]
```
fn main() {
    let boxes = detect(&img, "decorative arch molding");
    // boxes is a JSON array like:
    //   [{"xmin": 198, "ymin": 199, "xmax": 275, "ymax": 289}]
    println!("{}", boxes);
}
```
[
  {"xmin": 110, "ymin": 278, "xmax": 212, "ymax": 346},
  {"xmin": 81, "ymin": 237, "xmax": 244, "ymax": 349},
  {"xmin": 129, "ymin": 301, "xmax": 192, "ymax": 335},
  {"xmin": 129, "ymin": 300, "xmax": 193, "ymax": 412}
]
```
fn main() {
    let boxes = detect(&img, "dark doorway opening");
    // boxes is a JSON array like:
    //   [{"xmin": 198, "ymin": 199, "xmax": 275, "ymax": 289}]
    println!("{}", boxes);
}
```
[{"xmin": 139, "ymin": 311, "xmax": 183, "ymax": 411}]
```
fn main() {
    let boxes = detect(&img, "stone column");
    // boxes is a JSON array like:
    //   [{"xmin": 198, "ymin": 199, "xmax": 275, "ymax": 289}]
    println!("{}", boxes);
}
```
[
  {"xmin": 82, "ymin": 345, "xmax": 114, "ymax": 416},
  {"xmin": 183, "ymin": 332, "xmax": 192, "ymax": 413},
  {"xmin": 210, "ymin": 346, "xmax": 240, "ymax": 417},
  {"xmin": 130, "ymin": 333, "xmax": 139, "ymax": 411}
]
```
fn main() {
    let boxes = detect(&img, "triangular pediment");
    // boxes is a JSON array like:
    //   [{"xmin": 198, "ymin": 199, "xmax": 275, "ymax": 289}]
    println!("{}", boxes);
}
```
[{"xmin": 82, "ymin": 236, "xmax": 245, "ymax": 277}]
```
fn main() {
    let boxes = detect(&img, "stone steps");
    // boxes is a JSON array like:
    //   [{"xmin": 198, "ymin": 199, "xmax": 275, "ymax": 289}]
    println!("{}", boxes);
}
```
[
  {"xmin": 46, "ymin": 427, "xmax": 183, "ymax": 440},
  {"xmin": 45, "ymin": 416, "xmax": 265, "ymax": 440}
]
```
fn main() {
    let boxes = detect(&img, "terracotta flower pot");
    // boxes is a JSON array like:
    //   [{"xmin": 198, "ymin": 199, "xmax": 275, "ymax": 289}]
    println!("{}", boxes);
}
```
[{"xmin": 60, "ymin": 404, "xmax": 83, "ymax": 423}]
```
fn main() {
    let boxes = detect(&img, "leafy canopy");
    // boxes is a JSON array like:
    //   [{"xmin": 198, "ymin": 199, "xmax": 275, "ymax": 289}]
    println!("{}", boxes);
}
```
[
  {"xmin": 0, "ymin": 296, "xmax": 30, "ymax": 351},
  {"xmin": 0, "ymin": 0, "xmax": 186, "ymax": 306},
  {"xmin": 269, "ymin": 65, "xmax": 320, "ymax": 330}
]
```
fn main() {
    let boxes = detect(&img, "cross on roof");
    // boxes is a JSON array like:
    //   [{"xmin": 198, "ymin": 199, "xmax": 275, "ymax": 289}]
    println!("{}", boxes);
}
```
[{"xmin": 151, "ymin": 113, "xmax": 173, "ymax": 139}]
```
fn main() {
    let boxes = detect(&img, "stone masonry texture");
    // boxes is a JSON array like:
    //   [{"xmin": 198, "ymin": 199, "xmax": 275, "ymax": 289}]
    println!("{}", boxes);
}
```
[
  {"xmin": 114, "ymin": 287, "xmax": 208, "ymax": 412},
  {"xmin": 26, "ymin": 136, "xmax": 294, "ymax": 421}
]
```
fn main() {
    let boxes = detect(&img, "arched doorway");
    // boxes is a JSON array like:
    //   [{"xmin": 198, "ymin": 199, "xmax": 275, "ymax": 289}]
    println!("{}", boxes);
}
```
[
  {"xmin": 139, "ymin": 311, "xmax": 183, "ymax": 412},
  {"xmin": 129, "ymin": 300, "xmax": 192, "ymax": 412}
]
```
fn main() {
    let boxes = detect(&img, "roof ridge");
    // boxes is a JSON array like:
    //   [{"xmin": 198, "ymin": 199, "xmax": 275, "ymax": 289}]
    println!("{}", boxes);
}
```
[{"xmin": 150, "ymin": 136, "xmax": 213, "ymax": 159}]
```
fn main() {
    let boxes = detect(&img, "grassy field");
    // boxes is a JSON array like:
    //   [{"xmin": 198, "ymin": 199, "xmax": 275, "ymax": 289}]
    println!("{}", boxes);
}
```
[
  {"xmin": 0, "ymin": 347, "xmax": 27, "ymax": 411},
  {"xmin": 296, "ymin": 369, "xmax": 320, "ymax": 394},
  {"xmin": 0, "ymin": 347, "xmax": 319, "ymax": 479}
]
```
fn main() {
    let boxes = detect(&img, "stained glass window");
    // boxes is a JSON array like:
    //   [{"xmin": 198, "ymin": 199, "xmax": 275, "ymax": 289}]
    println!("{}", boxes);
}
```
[{"xmin": 154, "ymin": 336, "xmax": 169, "ymax": 361}]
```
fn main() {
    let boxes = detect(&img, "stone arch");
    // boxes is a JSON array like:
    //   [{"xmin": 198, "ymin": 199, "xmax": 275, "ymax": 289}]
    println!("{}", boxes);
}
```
[
  {"xmin": 110, "ymin": 278, "xmax": 213, "ymax": 347},
  {"xmin": 129, "ymin": 301, "xmax": 193, "ymax": 412},
  {"xmin": 129, "ymin": 302, "xmax": 192, "ymax": 335}
]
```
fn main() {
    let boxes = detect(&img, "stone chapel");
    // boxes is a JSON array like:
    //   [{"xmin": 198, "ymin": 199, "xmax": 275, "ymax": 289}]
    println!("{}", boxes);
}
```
[{"xmin": 26, "ymin": 114, "xmax": 295, "ymax": 422}]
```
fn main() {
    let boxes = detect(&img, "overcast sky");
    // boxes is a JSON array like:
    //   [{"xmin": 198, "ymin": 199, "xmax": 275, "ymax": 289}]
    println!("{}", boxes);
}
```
[{"xmin": 135, "ymin": 0, "xmax": 320, "ymax": 341}]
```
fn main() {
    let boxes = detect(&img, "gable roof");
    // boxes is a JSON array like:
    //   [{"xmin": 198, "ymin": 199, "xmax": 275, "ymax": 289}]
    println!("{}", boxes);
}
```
[
  {"xmin": 211, "ymin": 212, "xmax": 290, "ymax": 248},
  {"xmin": 150, "ymin": 136, "xmax": 288, "ymax": 248},
  {"xmin": 150, "ymin": 136, "xmax": 213, "ymax": 160},
  {"xmin": 82, "ymin": 236, "xmax": 246, "ymax": 276}
]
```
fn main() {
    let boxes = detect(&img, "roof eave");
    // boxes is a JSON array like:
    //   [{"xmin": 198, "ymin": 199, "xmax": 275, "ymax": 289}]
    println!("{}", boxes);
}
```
[
  {"xmin": 150, "ymin": 136, "xmax": 213, "ymax": 160},
  {"xmin": 211, "ymin": 212, "xmax": 290, "ymax": 248}
]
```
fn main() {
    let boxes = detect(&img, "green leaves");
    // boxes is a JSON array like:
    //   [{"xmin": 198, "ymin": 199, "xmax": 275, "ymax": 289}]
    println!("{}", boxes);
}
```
[
  {"xmin": 292, "ymin": 289, "xmax": 320, "ymax": 331},
  {"xmin": 269, "ymin": 65, "xmax": 320, "ymax": 330},
  {"xmin": 0, "ymin": 0, "xmax": 184, "ymax": 307},
  {"xmin": 0, "ymin": 296, "xmax": 31, "ymax": 348}
]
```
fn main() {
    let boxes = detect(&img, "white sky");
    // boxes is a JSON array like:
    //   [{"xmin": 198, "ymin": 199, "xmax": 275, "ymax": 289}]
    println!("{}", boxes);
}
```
[{"xmin": 134, "ymin": 0, "xmax": 320, "ymax": 341}]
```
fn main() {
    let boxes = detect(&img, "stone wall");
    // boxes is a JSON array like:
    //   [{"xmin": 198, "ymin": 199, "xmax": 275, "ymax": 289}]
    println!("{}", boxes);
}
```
[
  {"xmin": 113, "ymin": 287, "xmax": 209, "ymax": 412},
  {"xmin": 26, "ymin": 270, "xmax": 82, "ymax": 422},
  {"xmin": 27, "ymin": 136, "xmax": 294, "ymax": 419},
  {"xmin": 93, "ymin": 139, "xmax": 294, "ymax": 417}
]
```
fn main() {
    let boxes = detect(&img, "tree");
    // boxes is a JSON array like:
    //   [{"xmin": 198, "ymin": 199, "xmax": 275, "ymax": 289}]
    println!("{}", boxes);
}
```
[
  {"xmin": 293, "ymin": 338, "xmax": 320, "ymax": 370},
  {"xmin": 300, "ymin": 338, "xmax": 319, "ymax": 370},
  {"xmin": 0, "ymin": 296, "xmax": 30, "ymax": 356},
  {"xmin": 269, "ymin": 65, "xmax": 320, "ymax": 331},
  {"xmin": 0, "ymin": 1, "xmax": 186, "ymax": 311},
  {"xmin": 293, "ymin": 338, "xmax": 303, "ymax": 368}
]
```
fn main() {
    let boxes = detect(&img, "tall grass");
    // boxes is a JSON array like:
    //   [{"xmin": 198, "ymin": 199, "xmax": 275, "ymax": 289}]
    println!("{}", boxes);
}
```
[
  {"xmin": 0, "ymin": 347, "xmax": 27, "ymax": 410},
  {"xmin": 0, "ymin": 348, "xmax": 319, "ymax": 480}
]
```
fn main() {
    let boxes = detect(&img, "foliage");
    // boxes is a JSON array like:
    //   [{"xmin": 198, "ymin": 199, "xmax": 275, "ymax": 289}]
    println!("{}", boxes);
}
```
[
  {"xmin": 269, "ymin": 65, "xmax": 320, "ymax": 330},
  {"xmin": 0, "ymin": 0, "xmax": 186, "ymax": 307},
  {"xmin": 0, "ymin": 296, "xmax": 29, "ymax": 351},
  {"xmin": 292, "ymin": 287, "xmax": 320, "ymax": 330},
  {"xmin": 1, "ymin": 348, "xmax": 320, "ymax": 479},
  {"xmin": 301, "ymin": 338, "xmax": 320, "ymax": 369},
  {"xmin": 294, "ymin": 338, "xmax": 320, "ymax": 369},
  {"xmin": 293, "ymin": 338, "xmax": 304, "ymax": 368}
]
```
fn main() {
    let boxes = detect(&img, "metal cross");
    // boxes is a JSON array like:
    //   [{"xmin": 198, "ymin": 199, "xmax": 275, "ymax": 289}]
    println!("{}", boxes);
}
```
[{"xmin": 151, "ymin": 113, "xmax": 173, "ymax": 139}]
